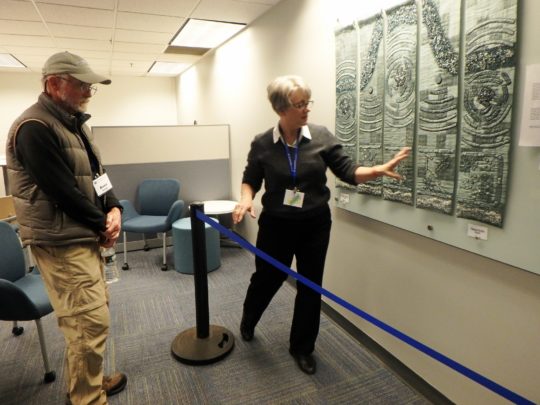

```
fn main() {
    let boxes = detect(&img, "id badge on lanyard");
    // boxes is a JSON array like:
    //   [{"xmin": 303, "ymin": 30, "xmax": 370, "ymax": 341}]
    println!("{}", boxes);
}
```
[
  {"xmin": 284, "ymin": 188, "xmax": 304, "ymax": 207},
  {"xmin": 281, "ymin": 139, "xmax": 304, "ymax": 208},
  {"xmin": 93, "ymin": 173, "xmax": 113, "ymax": 197}
]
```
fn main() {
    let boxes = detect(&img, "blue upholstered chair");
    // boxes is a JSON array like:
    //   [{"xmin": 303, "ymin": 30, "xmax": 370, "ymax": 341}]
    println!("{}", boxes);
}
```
[
  {"xmin": 0, "ymin": 221, "xmax": 56, "ymax": 383},
  {"xmin": 119, "ymin": 178, "xmax": 185, "ymax": 271}
]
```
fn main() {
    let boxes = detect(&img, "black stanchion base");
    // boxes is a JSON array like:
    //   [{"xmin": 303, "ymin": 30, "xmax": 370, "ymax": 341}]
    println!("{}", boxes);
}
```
[{"xmin": 171, "ymin": 325, "xmax": 235, "ymax": 365}]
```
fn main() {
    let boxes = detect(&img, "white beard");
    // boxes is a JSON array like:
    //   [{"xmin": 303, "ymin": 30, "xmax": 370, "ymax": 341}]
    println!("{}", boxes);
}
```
[
  {"xmin": 78, "ymin": 99, "xmax": 89, "ymax": 112},
  {"xmin": 59, "ymin": 92, "xmax": 89, "ymax": 113}
]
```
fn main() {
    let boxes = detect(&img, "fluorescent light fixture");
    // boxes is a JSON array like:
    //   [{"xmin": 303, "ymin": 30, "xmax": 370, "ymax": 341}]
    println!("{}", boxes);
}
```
[
  {"xmin": 0, "ymin": 53, "xmax": 25, "ymax": 68},
  {"xmin": 148, "ymin": 61, "xmax": 190, "ymax": 76},
  {"xmin": 171, "ymin": 19, "xmax": 245, "ymax": 49}
]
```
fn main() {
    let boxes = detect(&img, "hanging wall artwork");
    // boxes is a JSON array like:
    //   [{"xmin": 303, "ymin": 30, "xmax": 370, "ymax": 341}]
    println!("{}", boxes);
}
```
[
  {"xmin": 334, "ymin": 0, "xmax": 518, "ymax": 228},
  {"xmin": 383, "ymin": 0, "xmax": 417, "ymax": 205},
  {"xmin": 456, "ymin": 0, "xmax": 517, "ymax": 227},
  {"xmin": 335, "ymin": 24, "xmax": 358, "ymax": 191},
  {"xmin": 357, "ymin": 14, "xmax": 385, "ymax": 196},
  {"xmin": 417, "ymin": 0, "xmax": 460, "ymax": 214}
]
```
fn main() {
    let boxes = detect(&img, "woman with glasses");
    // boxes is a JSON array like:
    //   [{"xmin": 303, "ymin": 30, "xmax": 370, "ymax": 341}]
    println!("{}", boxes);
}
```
[{"xmin": 232, "ymin": 75, "xmax": 410, "ymax": 375}]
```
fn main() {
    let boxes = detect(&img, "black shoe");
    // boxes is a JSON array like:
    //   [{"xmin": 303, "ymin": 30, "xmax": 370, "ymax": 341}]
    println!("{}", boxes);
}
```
[
  {"xmin": 240, "ymin": 317, "xmax": 254, "ymax": 341},
  {"xmin": 289, "ymin": 350, "xmax": 316, "ymax": 375}
]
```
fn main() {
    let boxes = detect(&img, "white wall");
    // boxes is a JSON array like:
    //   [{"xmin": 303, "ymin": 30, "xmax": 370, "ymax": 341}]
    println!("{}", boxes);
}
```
[
  {"xmin": 177, "ymin": 0, "xmax": 540, "ymax": 404},
  {"xmin": 0, "ymin": 73, "xmax": 178, "ymax": 196}
]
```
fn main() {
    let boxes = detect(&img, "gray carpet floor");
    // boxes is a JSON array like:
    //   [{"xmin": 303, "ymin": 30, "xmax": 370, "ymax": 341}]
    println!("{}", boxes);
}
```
[{"xmin": 0, "ymin": 246, "xmax": 432, "ymax": 405}]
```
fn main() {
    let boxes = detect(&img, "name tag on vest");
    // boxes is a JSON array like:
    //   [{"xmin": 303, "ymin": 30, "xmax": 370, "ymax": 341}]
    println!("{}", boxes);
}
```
[{"xmin": 93, "ymin": 173, "xmax": 113, "ymax": 197}]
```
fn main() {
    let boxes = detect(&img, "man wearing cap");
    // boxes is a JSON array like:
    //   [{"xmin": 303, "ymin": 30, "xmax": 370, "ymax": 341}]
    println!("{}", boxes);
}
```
[{"xmin": 6, "ymin": 51, "xmax": 127, "ymax": 405}]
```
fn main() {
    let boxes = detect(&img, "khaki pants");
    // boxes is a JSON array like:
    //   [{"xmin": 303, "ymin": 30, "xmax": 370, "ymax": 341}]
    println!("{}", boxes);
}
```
[{"xmin": 33, "ymin": 243, "xmax": 109, "ymax": 405}]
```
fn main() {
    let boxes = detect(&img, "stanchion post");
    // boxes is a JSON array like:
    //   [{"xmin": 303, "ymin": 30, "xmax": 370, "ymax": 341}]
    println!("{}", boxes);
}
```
[
  {"xmin": 171, "ymin": 202, "xmax": 235, "ymax": 365},
  {"xmin": 190, "ymin": 202, "xmax": 209, "ymax": 338}
]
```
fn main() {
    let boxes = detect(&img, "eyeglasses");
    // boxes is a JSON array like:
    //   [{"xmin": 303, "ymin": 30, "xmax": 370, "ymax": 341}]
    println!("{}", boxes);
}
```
[
  {"xmin": 57, "ymin": 76, "xmax": 98, "ymax": 95},
  {"xmin": 291, "ymin": 100, "xmax": 314, "ymax": 110}
]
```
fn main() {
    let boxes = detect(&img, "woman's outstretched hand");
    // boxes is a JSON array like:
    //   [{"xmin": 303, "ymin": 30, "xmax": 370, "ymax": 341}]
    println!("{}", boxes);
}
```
[{"xmin": 374, "ymin": 146, "xmax": 411, "ymax": 180}]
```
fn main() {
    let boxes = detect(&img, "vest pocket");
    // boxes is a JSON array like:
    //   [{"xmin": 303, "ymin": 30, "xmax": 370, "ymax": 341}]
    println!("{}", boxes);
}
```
[{"xmin": 52, "ymin": 203, "xmax": 63, "ymax": 232}]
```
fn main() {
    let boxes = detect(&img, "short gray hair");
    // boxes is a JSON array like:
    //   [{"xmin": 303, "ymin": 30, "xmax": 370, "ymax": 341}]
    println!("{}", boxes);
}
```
[
  {"xmin": 42, "ymin": 73, "xmax": 69, "ymax": 94},
  {"xmin": 267, "ymin": 75, "xmax": 311, "ymax": 113}
]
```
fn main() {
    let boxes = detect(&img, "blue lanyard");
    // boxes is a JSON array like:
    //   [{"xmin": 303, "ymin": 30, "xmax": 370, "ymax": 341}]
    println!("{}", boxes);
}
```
[{"xmin": 281, "ymin": 137, "xmax": 299, "ymax": 188}]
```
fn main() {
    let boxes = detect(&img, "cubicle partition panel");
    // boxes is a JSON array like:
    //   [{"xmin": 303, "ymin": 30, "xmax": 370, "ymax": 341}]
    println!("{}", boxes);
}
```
[{"xmin": 92, "ymin": 124, "xmax": 231, "ymax": 248}]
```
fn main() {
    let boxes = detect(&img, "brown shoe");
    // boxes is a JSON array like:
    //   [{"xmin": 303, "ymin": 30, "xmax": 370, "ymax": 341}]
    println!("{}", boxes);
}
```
[
  {"xmin": 103, "ymin": 372, "xmax": 128, "ymax": 396},
  {"xmin": 65, "ymin": 372, "xmax": 127, "ymax": 404}
]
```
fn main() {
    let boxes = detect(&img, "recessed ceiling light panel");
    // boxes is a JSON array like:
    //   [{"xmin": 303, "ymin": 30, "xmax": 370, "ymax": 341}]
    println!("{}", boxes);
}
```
[
  {"xmin": 171, "ymin": 19, "xmax": 245, "ymax": 49},
  {"xmin": 0, "ymin": 53, "xmax": 26, "ymax": 68},
  {"xmin": 148, "ymin": 61, "xmax": 190, "ymax": 76}
]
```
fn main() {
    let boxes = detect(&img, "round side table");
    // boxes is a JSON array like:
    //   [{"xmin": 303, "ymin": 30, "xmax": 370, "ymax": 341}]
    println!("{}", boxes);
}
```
[
  {"xmin": 202, "ymin": 200, "xmax": 237, "ymax": 215},
  {"xmin": 202, "ymin": 200, "xmax": 239, "ymax": 247}
]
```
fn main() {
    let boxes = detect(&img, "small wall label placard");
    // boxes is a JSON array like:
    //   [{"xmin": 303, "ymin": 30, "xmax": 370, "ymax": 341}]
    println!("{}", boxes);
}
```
[{"xmin": 467, "ymin": 224, "xmax": 488, "ymax": 241}]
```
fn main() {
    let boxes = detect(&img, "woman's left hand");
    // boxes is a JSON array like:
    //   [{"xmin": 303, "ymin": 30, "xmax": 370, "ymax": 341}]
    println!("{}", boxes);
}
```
[{"xmin": 375, "ymin": 146, "xmax": 411, "ymax": 180}]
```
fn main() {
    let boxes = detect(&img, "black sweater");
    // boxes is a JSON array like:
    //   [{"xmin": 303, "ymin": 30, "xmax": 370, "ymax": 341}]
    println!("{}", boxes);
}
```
[{"xmin": 242, "ymin": 123, "xmax": 359, "ymax": 219}]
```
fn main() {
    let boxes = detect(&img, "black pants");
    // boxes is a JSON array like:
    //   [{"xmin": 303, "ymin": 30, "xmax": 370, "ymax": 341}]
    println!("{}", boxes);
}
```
[{"xmin": 242, "ymin": 207, "xmax": 332, "ymax": 355}]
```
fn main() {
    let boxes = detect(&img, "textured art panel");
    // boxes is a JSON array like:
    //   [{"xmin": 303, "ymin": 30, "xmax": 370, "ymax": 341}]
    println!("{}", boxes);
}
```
[
  {"xmin": 357, "ymin": 14, "xmax": 385, "ymax": 196},
  {"xmin": 333, "ymin": 0, "xmax": 518, "ymax": 229},
  {"xmin": 457, "ymin": 0, "xmax": 517, "ymax": 227},
  {"xmin": 416, "ymin": 0, "xmax": 460, "ymax": 214},
  {"xmin": 383, "ymin": 0, "xmax": 417, "ymax": 205},
  {"xmin": 335, "ymin": 24, "xmax": 358, "ymax": 191}
]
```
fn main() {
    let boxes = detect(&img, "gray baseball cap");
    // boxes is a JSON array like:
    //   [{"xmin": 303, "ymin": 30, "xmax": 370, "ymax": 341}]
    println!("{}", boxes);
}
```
[{"xmin": 42, "ymin": 51, "xmax": 111, "ymax": 85}]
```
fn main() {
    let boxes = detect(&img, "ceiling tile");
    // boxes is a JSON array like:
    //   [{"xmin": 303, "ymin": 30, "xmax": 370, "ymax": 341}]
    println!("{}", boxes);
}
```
[
  {"xmin": 116, "ymin": 12, "xmax": 184, "ymax": 33},
  {"xmin": 110, "ymin": 51, "xmax": 200, "ymax": 66},
  {"xmin": 0, "ymin": 0, "xmax": 281, "ymax": 77},
  {"xmin": 114, "ymin": 29, "xmax": 172, "ymax": 45},
  {"xmin": 113, "ymin": 42, "xmax": 166, "ymax": 54},
  {"xmin": 56, "ymin": 38, "xmax": 112, "ymax": 52},
  {"xmin": 3, "ymin": 46, "xmax": 58, "ymax": 57},
  {"xmin": 0, "ymin": 66, "xmax": 30, "ymax": 73},
  {"xmin": 117, "ymin": 0, "xmax": 197, "ymax": 17},
  {"xmin": 82, "ymin": 58, "xmax": 110, "ymax": 69},
  {"xmin": 0, "ymin": 20, "xmax": 47, "ymax": 36},
  {"xmin": 111, "ymin": 52, "xmax": 162, "ymax": 62},
  {"xmin": 34, "ymin": 0, "xmax": 115, "ymax": 10},
  {"xmin": 0, "ymin": 1, "xmax": 41, "ymax": 21},
  {"xmin": 238, "ymin": 0, "xmax": 282, "ymax": 5},
  {"xmin": 66, "ymin": 49, "xmax": 111, "ymax": 60},
  {"xmin": 49, "ymin": 24, "xmax": 113, "ymax": 41},
  {"xmin": 0, "ymin": 34, "xmax": 55, "ymax": 48},
  {"xmin": 192, "ymin": 0, "xmax": 272, "ymax": 24},
  {"xmin": 110, "ymin": 59, "xmax": 152, "ymax": 75},
  {"xmin": 36, "ymin": 3, "xmax": 115, "ymax": 28}
]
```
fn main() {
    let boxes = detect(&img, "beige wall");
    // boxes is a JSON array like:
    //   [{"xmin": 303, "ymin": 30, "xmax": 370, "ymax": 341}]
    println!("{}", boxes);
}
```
[
  {"xmin": 177, "ymin": 0, "xmax": 540, "ymax": 404},
  {"xmin": 0, "ymin": 73, "xmax": 178, "ymax": 195}
]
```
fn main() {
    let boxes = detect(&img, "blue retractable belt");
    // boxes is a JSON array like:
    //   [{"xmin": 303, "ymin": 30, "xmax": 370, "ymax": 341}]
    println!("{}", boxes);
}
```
[{"xmin": 196, "ymin": 210, "xmax": 534, "ymax": 405}]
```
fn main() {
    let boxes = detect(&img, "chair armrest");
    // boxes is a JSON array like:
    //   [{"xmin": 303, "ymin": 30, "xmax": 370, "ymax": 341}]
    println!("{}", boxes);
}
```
[
  {"xmin": 0, "ymin": 279, "xmax": 41, "ymax": 321},
  {"xmin": 119, "ymin": 200, "xmax": 139, "ymax": 222},
  {"xmin": 166, "ymin": 199, "xmax": 185, "ymax": 228}
]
